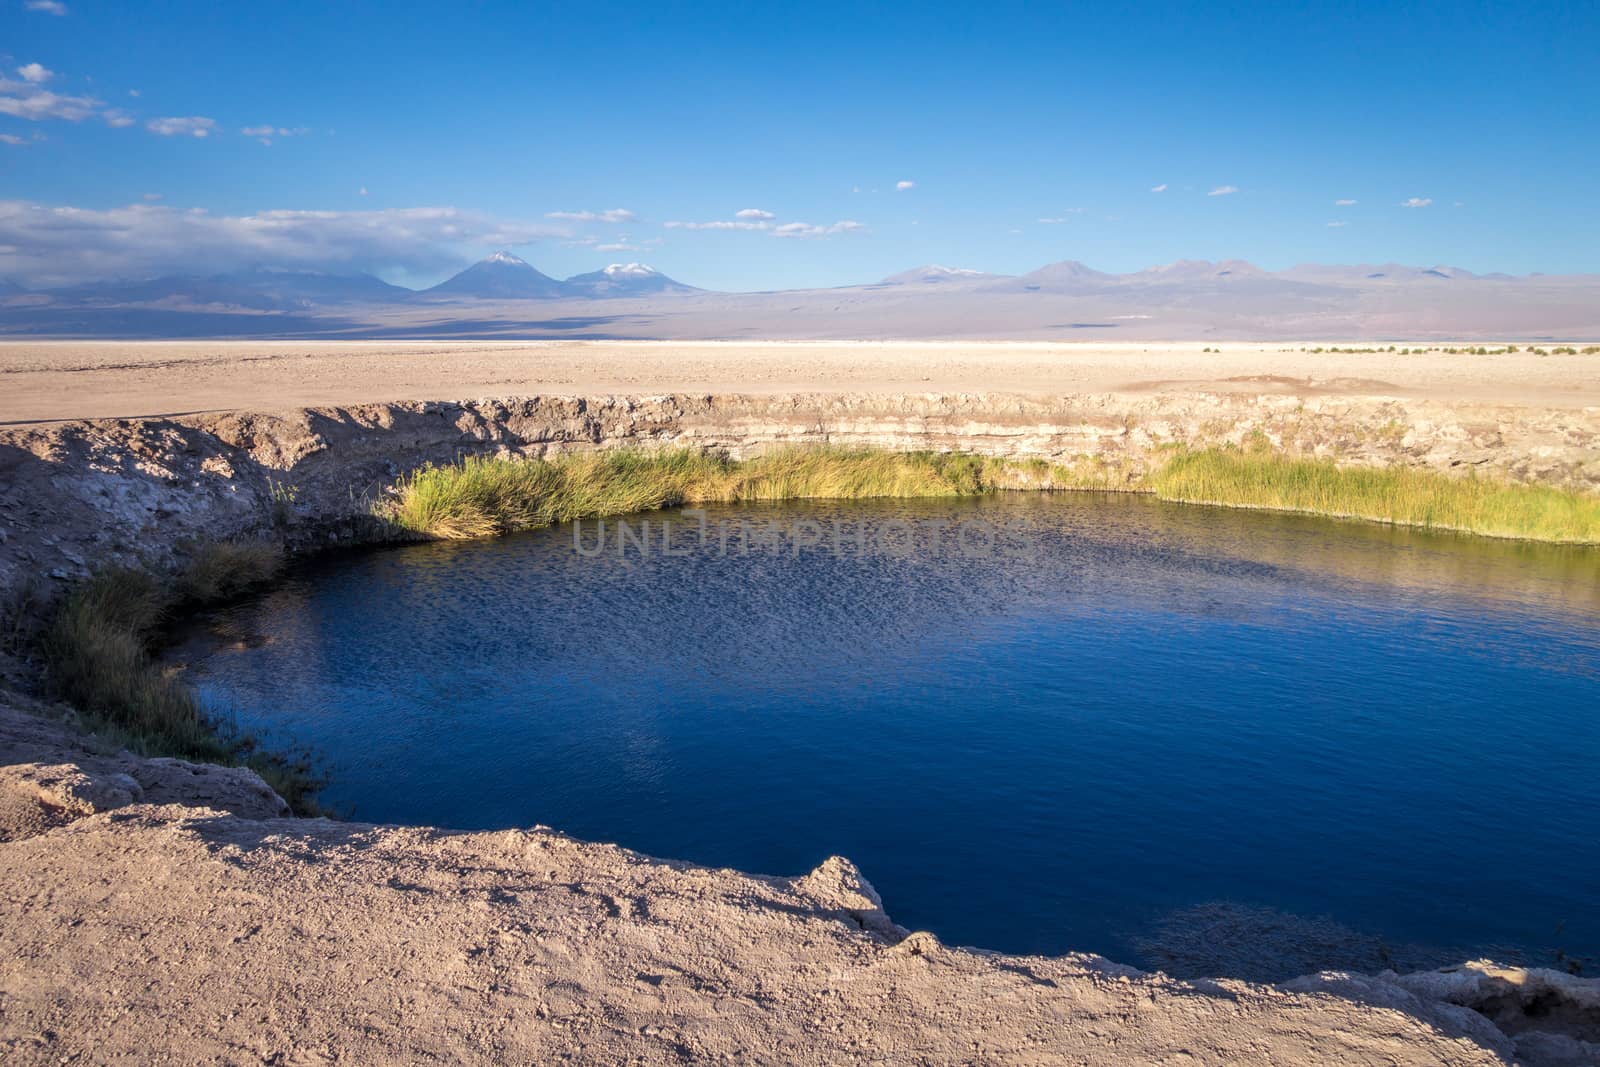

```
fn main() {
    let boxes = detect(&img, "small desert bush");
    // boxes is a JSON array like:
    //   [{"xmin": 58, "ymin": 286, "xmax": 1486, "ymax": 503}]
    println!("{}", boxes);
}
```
[
  {"xmin": 176, "ymin": 540, "xmax": 284, "ymax": 603},
  {"xmin": 1150, "ymin": 448, "xmax": 1600, "ymax": 543}
]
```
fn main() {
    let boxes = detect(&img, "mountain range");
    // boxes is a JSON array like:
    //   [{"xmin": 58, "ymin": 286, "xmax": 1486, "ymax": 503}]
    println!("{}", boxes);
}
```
[
  {"xmin": 0, "ymin": 253, "xmax": 697, "ymax": 312},
  {"xmin": 2, "ymin": 253, "xmax": 1596, "ymax": 341}
]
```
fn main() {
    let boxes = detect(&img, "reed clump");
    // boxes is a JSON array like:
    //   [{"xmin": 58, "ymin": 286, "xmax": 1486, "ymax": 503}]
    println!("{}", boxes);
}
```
[
  {"xmin": 387, "ymin": 445, "xmax": 1600, "ymax": 545},
  {"xmin": 40, "ymin": 542, "xmax": 320, "ymax": 811},
  {"xmin": 385, "ymin": 448, "xmax": 1108, "ymax": 539},
  {"xmin": 1150, "ymin": 447, "xmax": 1600, "ymax": 543}
]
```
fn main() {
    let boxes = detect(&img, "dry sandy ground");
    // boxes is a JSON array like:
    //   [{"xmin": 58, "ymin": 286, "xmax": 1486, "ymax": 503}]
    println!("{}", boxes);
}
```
[
  {"xmin": 6, "ymin": 700, "xmax": 1591, "ymax": 1066},
  {"xmin": 2, "ymin": 340, "xmax": 1596, "ymax": 425}
]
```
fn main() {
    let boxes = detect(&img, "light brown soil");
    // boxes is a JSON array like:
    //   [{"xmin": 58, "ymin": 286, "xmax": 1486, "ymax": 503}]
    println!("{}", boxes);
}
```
[
  {"xmin": 3, "ymin": 340, "xmax": 1597, "ymax": 425},
  {"xmin": 9, "ymin": 698, "xmax": 1595, "ymax": 1066}
]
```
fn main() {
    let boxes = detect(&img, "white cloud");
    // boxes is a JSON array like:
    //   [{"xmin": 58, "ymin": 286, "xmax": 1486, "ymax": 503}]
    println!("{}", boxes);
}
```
[
  {"xmin": 0, "ymin": 200, "xmax": 568, "ymax": 286},
  {"xmin": 358, "ymin": 186, "xmax": 369, "ymax": 197},
  {"xmin": 146, "ymin": 115, "xmax": 216, "ymax": 138},
  {"xmin": 26, "ymin": 0, "xmax": 69, "ymax": 13},
  {"xmin": 0, "ymin": 133, "xmax": 26, "ymax": 146},
  {"xmin": 18, "ymin": 63, "xmax": 53, "ymax": 84},
  {"xmin": 771, "ymin": 220, "xmax": 864, "ymax": 238},
  {"xmin": 545, "ymin": 208, "xmax": 635, "ymax": 223},
  {"xmin": 102, "ymin": 109, "xmax": 135, "ymax": 128},
  {"xmin": 1207, "ymin": 185, "xmax": 1239, "ymax": 197},
  {"xmin": 1334, "ymin": 198, "xmax": 1357, "ymax": 206},
  {"xmin": 895, "ymin": 180, "xmax": 915, "ymax": 191},
  {"xmin": 1326, "ymin": 221, "xmax": 1348, "ymax": 228},
  {"xmin": 735, "ymin": 208, "xmax": 775, "ymax": 220},
  {"xmin": 595, "ymin": 242, "xmax": 640, "ymax": 252},
  {"xmin": 1150, "ymin": 183, "xmax": 1168, "ymax": 193},
  {"xmin": 1037, "ymin": 217, "xmax": 1071, "ymax": 224},
  {"xmin": 142, "ymin": 192, "xmax": 163, "ymax": 201},
  {"xmin": 128, "ymin": 88, "xmax": 140, "ymax": 98},
  {"xmin": 0, "ymin": 83, "xmax": 101, "ymax": 121},
  {"xmin": 665, "ymin": 214, "xmax": 864, "ymax": 239},
  {"xmin": 241, "ymin": 124, "xmax": 310, "ymax": 145},
  {"xmin": 664, "ymin": 219, "xmax": 770, "ymax": 231},
  {"xmin": 1400, "ymin": 197, "xmax": 1432, "ymax": 208}
]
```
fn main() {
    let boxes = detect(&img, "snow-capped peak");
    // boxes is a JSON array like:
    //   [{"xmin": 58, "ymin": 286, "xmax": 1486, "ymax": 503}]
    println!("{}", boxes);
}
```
[
  {"xmin": 923, "ymin": 265, "xmax": 983, "ymax": 276},
  {"xmin": 485, "ymin": 251, "xmax": 529, "ymax": 266},
  {"xmin": 602, "ymin": 262, "xmax": 659, "ymax": 277}
]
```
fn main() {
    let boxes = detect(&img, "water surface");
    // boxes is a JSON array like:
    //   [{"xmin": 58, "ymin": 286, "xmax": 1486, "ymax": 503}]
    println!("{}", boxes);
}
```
[{"xmin": 173, "ymin": 495, "xmax": 1600, "ymax": 971}]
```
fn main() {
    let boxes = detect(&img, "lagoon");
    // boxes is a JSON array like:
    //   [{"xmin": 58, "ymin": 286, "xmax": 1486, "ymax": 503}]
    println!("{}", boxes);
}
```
[{"xmin": 172, "ymin": 495, "xmax": 1600, "ymax": 974}]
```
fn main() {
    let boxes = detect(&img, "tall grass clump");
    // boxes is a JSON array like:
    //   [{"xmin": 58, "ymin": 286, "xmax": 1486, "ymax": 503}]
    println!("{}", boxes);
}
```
[
  {"xmin": 1150, "ymin": 448, "xmax": 1600, "ymax": 543},
  {"xmin": 386, "ymin": 448, "xmax": 1069, "ymax": 539},
  {"xmin": 387, "ymin": 445, "xmax": 1598, "ymax": 545},
  {"xmin": 40, "ymin": 542, "xmax": 320, "ymax": 811},
  {"xmin": 44, "ymin": 568, "xmax": 225, "ymax": 758}
]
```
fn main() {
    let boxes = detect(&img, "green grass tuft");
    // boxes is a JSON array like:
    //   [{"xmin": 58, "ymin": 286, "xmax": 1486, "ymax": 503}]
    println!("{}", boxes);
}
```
[{"xmin": 1150, "ymin": 448, "xmax": 1600, "ymax": 543}]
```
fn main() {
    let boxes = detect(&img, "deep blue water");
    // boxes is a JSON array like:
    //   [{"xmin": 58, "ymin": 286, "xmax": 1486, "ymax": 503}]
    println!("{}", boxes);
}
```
[{"xmin": 173, "ymin": 495, "xmax": 1600, "ymax": 972}]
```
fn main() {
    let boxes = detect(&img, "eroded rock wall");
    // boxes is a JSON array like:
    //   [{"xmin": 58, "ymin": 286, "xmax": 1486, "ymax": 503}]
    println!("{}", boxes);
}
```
[{"xmin": 2, "ymin": 392, "xmax": 1595, "ymax": 599}]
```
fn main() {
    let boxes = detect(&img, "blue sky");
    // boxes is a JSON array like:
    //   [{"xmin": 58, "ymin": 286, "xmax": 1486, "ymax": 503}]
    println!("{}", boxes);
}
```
[{"xmin": 2, "ymin": 0, "xmax": 1597, "ymax": 289}]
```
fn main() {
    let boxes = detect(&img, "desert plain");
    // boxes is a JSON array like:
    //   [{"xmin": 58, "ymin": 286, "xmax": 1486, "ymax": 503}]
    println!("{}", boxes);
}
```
[{"xmin": 2, "ymin": 339, "xmax": 1597, "ymax": 425}]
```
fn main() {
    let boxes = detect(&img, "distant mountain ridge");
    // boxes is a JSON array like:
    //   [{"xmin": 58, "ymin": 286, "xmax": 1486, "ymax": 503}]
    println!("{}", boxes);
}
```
[
  {"xmin": 18, "ymin": 268, "xmax": 412, "ymax": 311},
  {"xmin": 880, "ymin": 265, "xmax": 997, "ymax": 285},
  {"xmin": 419, "ymin": 252, "xmax": 569, "ymax": 300},
  {"xmin": 5, "ymin": 253, "xmax": 1598, "ymax": 342},
  {"xmin": 564, "ymin": 262, "xmax": 698, "ymax": 298},
  {"xmin": 13, "ymin": 254, "xmax": 1592, "ymax": 310}
]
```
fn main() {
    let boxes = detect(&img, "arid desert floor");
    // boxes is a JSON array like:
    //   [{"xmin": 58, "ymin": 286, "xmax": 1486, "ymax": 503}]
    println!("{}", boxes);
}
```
[{"xmin": 2, "ymin": 339, "xmax": 1596, "ymax": 425}]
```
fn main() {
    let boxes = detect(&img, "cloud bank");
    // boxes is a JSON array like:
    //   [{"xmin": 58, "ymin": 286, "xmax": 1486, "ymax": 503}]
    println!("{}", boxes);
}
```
[
  {"xmin": 0, "ymin": 78, "xmax": 99, "ymax": 121},
  {"xmin": 146, "ymin": 116, "xmax": 217, "ymax": 137},
  {"xmin": 0, "ymin": 200, "xmax": 565, "ymax": 286},
  {"xmin": 241, "ymin": 125, "xmax": 310, "ymax": 145},
  {"xmin": 546, "ymin": 208, "xmax": 636, "ymax": 223},
  {"xmin": 664, "ymin": 214, "xmax": 864, "ymax": 238}
]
